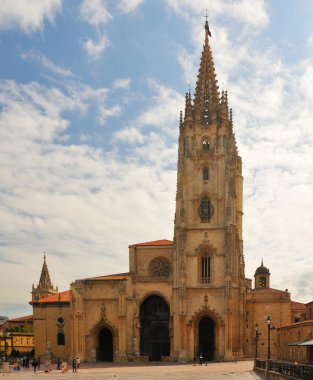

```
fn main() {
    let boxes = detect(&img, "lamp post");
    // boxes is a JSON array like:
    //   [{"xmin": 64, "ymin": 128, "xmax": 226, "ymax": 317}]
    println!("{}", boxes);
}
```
[
  {"xmin": 3, "ymin": 331, "xmax": 8, "ymax": 362},
  {"xmin": 255, "ymin": 323, "xmax": 260, "ymax": 358},
  {"xmin": 266, "ymin": 315, "xmax": 272, "ymax": 360}
]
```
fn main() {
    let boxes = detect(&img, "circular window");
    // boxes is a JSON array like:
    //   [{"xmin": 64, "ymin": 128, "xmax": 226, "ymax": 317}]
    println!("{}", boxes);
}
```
[
  {"xmin": 57, "ymin": 316, "xmax": 64, "ymax": 325},
  {"xmin": 150, "ymin": 259, "xmax": 171, "ymax": 277}
]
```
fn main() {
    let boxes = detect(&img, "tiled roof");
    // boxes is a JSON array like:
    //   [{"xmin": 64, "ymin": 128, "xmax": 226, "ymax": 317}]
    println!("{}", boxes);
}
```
[
  {"xmin": 8, "ymin": 315, "xmax": 33, "ymax": 322},
  {"xmin": 131, "ymin": 239, "xmax": 173, "ymax": 247},
  {"xmin": 37, "ymin": 290, "xmax": 71, "ymax": 304},
  {"xmin": 81, "ymin": 273, "xmax": 129, "ymax": 281},
  {"xmin": 291, "ymin": 301, "xmax": 306, "ymax": 310}
]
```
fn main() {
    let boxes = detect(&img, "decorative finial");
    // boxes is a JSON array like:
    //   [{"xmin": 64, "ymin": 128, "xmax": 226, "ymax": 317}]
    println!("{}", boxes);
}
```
[
  {"xmin": 261, "ymin": 258, "xmax": 264, "ymax": 266},
  {"xmin": 43, "ymin": 252, "xmax": 46, "ymax": 260},
  {"xmin": 188, "ymin": 84, "xmax": 191, "ymax": 95}
]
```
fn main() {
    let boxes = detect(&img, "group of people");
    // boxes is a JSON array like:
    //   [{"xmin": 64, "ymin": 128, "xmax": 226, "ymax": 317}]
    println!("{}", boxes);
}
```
[{"xmin": 71, "ymin": 357, "xmax": 80, "ymax": 373}]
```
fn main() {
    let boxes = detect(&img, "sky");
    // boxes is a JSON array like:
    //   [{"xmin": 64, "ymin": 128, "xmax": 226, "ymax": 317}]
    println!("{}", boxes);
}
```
[{"xmin": 0, "ymin": 0, "xmax": 313, "ymax": 319}]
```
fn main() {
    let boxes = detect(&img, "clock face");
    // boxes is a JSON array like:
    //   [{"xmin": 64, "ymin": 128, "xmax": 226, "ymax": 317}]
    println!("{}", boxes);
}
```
[{"xmin": 198, "ymin": 197, "xmax": 214, "ymax": 220}]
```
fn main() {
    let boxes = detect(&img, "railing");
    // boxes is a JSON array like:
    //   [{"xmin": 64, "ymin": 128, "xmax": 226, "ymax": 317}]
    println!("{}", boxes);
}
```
[
  {"xmin": 256, "ymin": 359, "xmax": 266, "ymax": 369},
  {"xmin": 270, "ymin": 361, "xmax": 313, "ymax": 380},
  {"xmin": 255, "ymin": 359, "xmax": 313, "ymax": 380}
]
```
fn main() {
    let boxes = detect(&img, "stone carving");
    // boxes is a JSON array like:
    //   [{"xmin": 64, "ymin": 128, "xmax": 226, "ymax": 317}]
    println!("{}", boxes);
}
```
[
  {"xmin": 118, "ymin": 281, "xmax": 126, "ymax": 295},
  {"xmin": 225, "ymin": 280, "xmax": 232, "ymax": 299},
  {"xmin": 100, "ymin": 303, "xmax": 107, "ymax": 321}
]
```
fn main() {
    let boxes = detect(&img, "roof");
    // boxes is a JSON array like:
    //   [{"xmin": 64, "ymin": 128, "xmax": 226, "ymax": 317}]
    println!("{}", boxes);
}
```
[
  {"xmin": 37, "ymin": 290, "xmax": 71, "ymax": 304},
  {"xmin": 252, "ymin": 287, "xmax": 289, "ymax": 295},
  {"xmin": 130, "ymin": 239, "xmax": 173, "ymax": 247},
  {"xmin": 81, "ymin": 273, "xmax": 129, "ymax": 281},
  {"xmin": 8, "ymin": 315, "xmax": 33, "ymax": 322},
  {"xmin": 291, "ymin": 301, "xmax": 306, "ymax": 310},
  {"xmin": 276, "ymin": 319, "xmax": 313, "ymax": 330}
]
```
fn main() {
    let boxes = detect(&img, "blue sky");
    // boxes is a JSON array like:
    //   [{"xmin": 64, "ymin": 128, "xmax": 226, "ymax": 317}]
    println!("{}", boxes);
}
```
[{"xmin": 1, "ymin": 0, "xmax": 313, "ymax": 318}]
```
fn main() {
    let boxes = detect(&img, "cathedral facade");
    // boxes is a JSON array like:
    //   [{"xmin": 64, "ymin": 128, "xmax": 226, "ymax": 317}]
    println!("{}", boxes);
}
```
[{"xmin": 31, "ymin": 22, "xmax": 295, "ymax": 363}]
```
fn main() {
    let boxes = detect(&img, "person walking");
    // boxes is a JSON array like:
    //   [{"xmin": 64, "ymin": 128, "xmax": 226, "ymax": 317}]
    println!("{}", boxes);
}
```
[
  {"xmin": 72, "ymin": 358, "xmax": 77, "ymax": 373},
  {"xmin": 199, "ymin": 352, "xmax": 203, "ymax": 366},
  {"xmin": 32, "ymin": 358, "xmax": 38, "ymax": 372},
  {"xmin": 57, "ymin": 357, "xmax": 61, "ymax": 370},
  {"xmin": 76, "ymin": 357, "xmax": 80, "ymax": 369}
]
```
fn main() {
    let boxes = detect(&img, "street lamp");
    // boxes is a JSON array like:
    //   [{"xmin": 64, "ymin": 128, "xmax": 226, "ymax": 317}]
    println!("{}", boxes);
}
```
[
  {"xmin": 3, "ymin": 331, "xmax": 8, "ymax": 362},
  {"xmin": 255, "ymin": 323, "xmax": 261, "ymax": 358},
  {"xmin": 266, "ymin": 315, "xmax": 272, "ymax": 360}
]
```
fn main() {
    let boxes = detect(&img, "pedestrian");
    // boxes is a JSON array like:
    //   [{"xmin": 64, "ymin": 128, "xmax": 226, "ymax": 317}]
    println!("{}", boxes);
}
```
[
  {"xmin": 57, "ymin": 357, "xmax": 61, "ymax": 370},
  {"xmin": 72, "ymin": 358, "xmax": 77, "ymax": 373},
  {"xmin": 199, "ymin": 352, "xmax": 203, "ymax": 366},
  {"xmin": 37, "ymin": 356, "xmax": 41, "ymax": 369},
  {"xmin": 32, "ymin": 358, "xmax": 38, "ymax": 372},
  {"xmin": 76, "ymin": 357, "xmax": 80, "ymax": 369}
]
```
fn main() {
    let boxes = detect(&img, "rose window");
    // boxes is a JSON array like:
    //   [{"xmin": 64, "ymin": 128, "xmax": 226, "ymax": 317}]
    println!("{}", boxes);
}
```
[{"xmin": 150, "ymin": 259, "xmax": 171, "ymax": 277}]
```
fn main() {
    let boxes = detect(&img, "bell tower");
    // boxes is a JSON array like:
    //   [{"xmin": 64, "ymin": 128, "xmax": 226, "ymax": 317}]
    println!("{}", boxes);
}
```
[
  {"xmin": 32, "ymin": 255, "xmax": 58, "ymax": 301},
  {"xmin": 172, "ymin": 19, "xmax": 245, "ymax": 361}
]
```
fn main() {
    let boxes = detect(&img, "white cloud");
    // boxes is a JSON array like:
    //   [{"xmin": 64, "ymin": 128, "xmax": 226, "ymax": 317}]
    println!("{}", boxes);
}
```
[
  {"xmin": 0, "ymin": 0, "xmax": 62, "ymax": 33},
  {"xmin": 79, "ymin": 0, "xmax": 112, "ymax": 27},
  {"xmin": 118, "ymin": 0, "xmax": 144, "ymax": 14},
  {"xmin": 21, "ymin": 49, "xmax": 72, "ymax": 77},
  {"xmin": 113, "ymin": 78, "xmax": 131, "ymax": 90},
  {"xmin": 81, "ymin": 35, "xmax": 110, "ymax": 60},
  {"xmin": 134, "ymin": 79, "xmax": 184, "ymax": 137},
  {"xmin": 114, "ymin": 127, "xmax": 145, "ymax": 144}
]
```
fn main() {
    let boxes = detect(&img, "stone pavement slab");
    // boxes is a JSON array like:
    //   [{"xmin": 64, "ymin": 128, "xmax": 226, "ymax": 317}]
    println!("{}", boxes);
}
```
[{"xmin": 1, "ymin": 361, "xmax": 264, "ymax": 379}]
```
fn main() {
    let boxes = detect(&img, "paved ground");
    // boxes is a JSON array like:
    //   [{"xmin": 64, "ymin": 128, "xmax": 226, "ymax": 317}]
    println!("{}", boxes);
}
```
[{"xmin": 0, "ymin": 361, "xmax": 264, "ymax": 379}]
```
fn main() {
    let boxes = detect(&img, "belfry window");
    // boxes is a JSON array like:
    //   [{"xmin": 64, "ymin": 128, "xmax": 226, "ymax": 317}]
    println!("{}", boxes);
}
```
[
  {"xmin": 259, "ymin": 276, "xmax": 267, "ymax": 288},
  {"xmin": 198, "ymin": 196, "xmax": 214, "ymax": 222},
  {"xmin": 203, "ymin": 167, "xmax": 209, "ymax": 181},
  {"xmin": 57, "ymin": 332, "xmax": 65, "ymax": 346},
  {"xmin": 202, "ymin": 140, "xmax": 210, "ymax": 151},
  {"xmin": 201, "ymin": 255, "xmax": 211, "ymax": 283}
]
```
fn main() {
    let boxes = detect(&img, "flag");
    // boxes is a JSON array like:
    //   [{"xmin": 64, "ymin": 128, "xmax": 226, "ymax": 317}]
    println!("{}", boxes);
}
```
[{"xmin": 205, "ymin": 21, "xmax": 212, "ymax": 37}]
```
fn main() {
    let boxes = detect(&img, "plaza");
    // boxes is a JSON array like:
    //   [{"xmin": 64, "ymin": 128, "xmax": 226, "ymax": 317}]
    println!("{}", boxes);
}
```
[{"xmin": 1, "ymin": 361, "xmax": 263, "ymax": 379}]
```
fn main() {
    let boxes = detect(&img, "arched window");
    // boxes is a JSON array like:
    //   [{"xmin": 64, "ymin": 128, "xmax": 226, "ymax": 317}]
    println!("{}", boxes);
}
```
[
  {"xmin": 203, "ymin": 167, "xmax": 209, "ymax": 181},
  {"xmin": 57, "ymin": 333, "xmax": 65, "ymax": 346},
  {"xmin": 198, "ymin": 196, "xmax": 214, "ymax": 222},
  {"xmin": 201, "ymin": 254, "xmax": 211, "ymax": 283},
  {"xmin": 202, "ymin": 140, "xmax": 210, "ymax": 151}
]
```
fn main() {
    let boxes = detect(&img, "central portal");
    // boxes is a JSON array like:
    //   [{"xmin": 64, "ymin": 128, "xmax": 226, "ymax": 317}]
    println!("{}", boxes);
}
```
[
  {"xmin": 140, "ymin": 295, "xmax": 170, "ymax": 361},
  {"xmin": 198, "ymin": 316, "xmax": 215, "ymax": 361},
  {"xmin": 98, "ymin": 327, "xmax": 113, "ymax": 362}
]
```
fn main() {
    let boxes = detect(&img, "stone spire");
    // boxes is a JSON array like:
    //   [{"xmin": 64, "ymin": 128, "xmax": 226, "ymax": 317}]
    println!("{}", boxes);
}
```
[
  {"xmin": 31, "ymin": 254, "xmax": 58, "ymax": 301},
  {"xmin": 194, "ymin": 20, "xmax": 220, "ymax": 125},
  {"xmin": 38, "ymin": 254, "xmax": 53, "ymax": 289}
]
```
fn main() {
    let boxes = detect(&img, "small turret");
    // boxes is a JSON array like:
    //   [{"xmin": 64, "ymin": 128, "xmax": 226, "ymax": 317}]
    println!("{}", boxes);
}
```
[
  {"xmin": 31, "ymin": 254, "xmax": 58, "ymax": 301},
  {"xmin": 254, "ymin": 259, "xmax": 270, "ymax": 289}
]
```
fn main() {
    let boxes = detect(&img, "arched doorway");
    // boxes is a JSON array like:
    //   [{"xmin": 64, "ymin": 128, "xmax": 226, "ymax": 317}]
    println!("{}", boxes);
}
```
[
  {"xmin": 198, "ymin": 316, "xmax": 215, "ymax": 361},
  {"xmin": 98, "ymin": 327, "xmax": 113, "ymax": 361},
  {"xmin": 140, "ymin": 295, "xmax": 170, "ymax": 361}
]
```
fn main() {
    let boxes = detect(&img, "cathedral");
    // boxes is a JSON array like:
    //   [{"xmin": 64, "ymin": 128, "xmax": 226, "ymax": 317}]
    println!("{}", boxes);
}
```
[{"xmin": 31, "ymin": 21, "xmax": 297, "ymax": 363}]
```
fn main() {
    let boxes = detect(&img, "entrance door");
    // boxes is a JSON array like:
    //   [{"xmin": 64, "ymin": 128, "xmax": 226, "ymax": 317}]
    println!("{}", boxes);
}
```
[
  {"xmin": 98, "ymin": 327, "xmax": 113, "ymax": 361},
  {"xmin": 140, "ymin": 295, "xmax": 170, "ymax": 361},
  {"xmin": 199, "ymin": 316, "xmax": 215, "ymax": 361}
]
